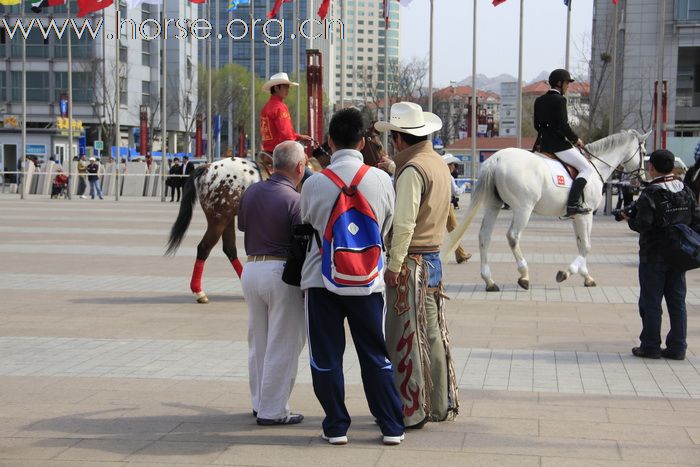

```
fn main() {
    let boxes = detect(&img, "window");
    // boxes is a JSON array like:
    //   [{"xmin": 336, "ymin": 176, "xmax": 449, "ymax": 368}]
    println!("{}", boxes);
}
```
[
  {"xmin": 0, "ymin": 71, "xmax": 5, "ymax": 101},
  {"xmin": 55, "ymin": 72, "xmax": 92, "ymax": 103},
  {"xmin": 12, "ymin": 71, "xmax": 49, "ymax": 101},
  {"xmin": 119, "ymin": 43, "xmax": 127, "ymax": 63},
  {"xmin": 142, "ymin": 39, "xmax": 151, "ymax": 66},
  {"xmin": 676, "ymin": 0, "xmax": 700, "ymax": 20},
  {"xmin": 120, "ymin": 76, "xmax": 127, "ymax": 105},
  {"xmin": 142, "ymin": 81, "xmax": 150, "ymax": 106}
]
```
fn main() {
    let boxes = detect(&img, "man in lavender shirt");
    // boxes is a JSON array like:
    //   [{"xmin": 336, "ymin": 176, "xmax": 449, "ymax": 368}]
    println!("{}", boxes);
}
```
[{"xmin": 238, "ymin": 141, "xmax": 307, "ymax": 425}]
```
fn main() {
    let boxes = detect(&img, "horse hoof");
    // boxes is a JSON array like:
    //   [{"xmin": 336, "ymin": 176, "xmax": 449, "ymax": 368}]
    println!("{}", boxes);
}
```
[
  {"xmin": 485, "ymin": 284, "xmax": 500, "ymax": 292},
  {"xmin": 517, "ymin": 278, "xmax": 530, "ymax": 290},
  {"xmin": 584, "ymin": 279, "xmax": 597, "ymax": 287},
  {"xmin": 556, "ymin": 271, "xmax": 569, "ymax": 283},
  {"xmin": 194, "ymin": 291, "xmax": 209, "ymax": 304}
]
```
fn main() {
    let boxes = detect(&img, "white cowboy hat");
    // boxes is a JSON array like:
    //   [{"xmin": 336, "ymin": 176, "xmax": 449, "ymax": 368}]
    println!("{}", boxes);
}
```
[
  {"xmin": 442, "ymin": 154, "xmax": 460, "ymax": 165},
  {"xmin": 89, "ymin": 157, "xmax": 96, "ymax": 161},
  {"xmin": 375, "ymin": 102, "xmax": 442, "ymax": 137},
  {"xmin": 262, "ymin": 72, "xmax": 299, "ymax": 92}
]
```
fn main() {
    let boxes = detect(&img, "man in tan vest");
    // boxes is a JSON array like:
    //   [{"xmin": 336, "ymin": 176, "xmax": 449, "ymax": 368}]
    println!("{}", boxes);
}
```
[{"xmin": 376, "ymin": 102, "xmax": 459, "ymax": 429}]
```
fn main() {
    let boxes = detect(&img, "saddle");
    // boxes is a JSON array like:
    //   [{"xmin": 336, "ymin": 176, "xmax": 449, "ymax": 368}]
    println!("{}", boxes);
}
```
[{"xmin": 536, "ymin": 152, "xmax": 579, "ymax": 180}]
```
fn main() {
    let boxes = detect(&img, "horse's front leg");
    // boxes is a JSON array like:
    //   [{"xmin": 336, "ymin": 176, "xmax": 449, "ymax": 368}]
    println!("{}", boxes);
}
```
[
  {"xmin": 479, "ymin": 204, "xmax": 501, "ymax": 292},
  {"xmin": 556, "ymin": 214, "xmax": 596, "ymax": 287},
  {"xmin": 506, "ymin": 208, "xmax": 533, "ymax": 290}
]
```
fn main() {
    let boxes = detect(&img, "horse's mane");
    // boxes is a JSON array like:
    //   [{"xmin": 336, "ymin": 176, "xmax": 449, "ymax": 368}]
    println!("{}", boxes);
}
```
[{"xmin": 585, "ymin": 131, "xmax": 634, "ymax": 155}]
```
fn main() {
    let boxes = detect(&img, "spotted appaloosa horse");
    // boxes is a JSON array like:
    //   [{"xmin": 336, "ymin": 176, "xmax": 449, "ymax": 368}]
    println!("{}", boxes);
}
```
[{"xmin": 165, "ymin": 157, "xmax": 261, "ymax": 303}]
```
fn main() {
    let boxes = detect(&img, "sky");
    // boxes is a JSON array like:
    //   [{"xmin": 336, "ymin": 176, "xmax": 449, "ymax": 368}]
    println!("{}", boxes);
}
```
[{"xmin": 398, "ymin": 0, "xmax": 594, "ymax": 87}]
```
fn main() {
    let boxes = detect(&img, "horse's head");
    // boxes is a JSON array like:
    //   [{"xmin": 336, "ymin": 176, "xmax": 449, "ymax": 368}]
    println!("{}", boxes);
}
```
[
  {"xmin": 622, "ymin": 129, "xmax": 652, "ymax": 180},
  {"xmin": 586, "ymin": 130, "xmax": 651, "ymax": 183},
  {"xmin": 360, "ymin": 127, "xmax": 385, "ymax": 167}
]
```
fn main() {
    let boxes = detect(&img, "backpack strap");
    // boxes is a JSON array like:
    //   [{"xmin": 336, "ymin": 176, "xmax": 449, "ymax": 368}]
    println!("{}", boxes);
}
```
[{"xmin": 322, "ymin": 165, "xmax": 371, "ymax": 191}]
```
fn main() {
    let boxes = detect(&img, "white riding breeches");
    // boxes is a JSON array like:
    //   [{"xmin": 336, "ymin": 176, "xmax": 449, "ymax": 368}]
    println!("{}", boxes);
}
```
[{"xmin": 555, "ymin": 147, "xmax": 594, "ymax": 182}]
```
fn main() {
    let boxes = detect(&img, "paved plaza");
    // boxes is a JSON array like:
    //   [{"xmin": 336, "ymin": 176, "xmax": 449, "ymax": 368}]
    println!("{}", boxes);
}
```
[{"xmin": 1, "ymin": 195, "xmax": 699, "ymax": 466}]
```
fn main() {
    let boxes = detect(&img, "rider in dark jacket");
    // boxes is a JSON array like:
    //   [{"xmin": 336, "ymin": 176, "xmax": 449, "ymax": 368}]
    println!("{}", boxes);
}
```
[
  {"xmin": 534, "ymin": 69, "xmax": 592, "ymax": 217},
  {"xmin": 625, "ymin": 149, "xmax": 700, "ymax": 361}
]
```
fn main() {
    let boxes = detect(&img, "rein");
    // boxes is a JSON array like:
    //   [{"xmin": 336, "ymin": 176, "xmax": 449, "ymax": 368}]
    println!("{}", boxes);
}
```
[{"xmin": 581, "ymin": 140, "xmax": 645, "ymax": 183}]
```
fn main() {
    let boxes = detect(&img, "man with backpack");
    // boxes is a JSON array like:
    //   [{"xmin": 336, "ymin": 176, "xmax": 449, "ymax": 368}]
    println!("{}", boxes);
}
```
[
  {"xmin": 622, "ymin": 149, "xmax": 700, "ymax": 360},
  {"xmin": 299, "ymin": 108, "xmax": 405, "ymax": 446},
  {"xmin": 375, "ymin": 102, "xmax": 459, "ymax": 429}
]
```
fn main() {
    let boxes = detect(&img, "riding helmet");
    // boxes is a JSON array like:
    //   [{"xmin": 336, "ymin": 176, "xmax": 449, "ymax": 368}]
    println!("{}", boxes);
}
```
[{"xmin": 548, "ymin": 69, "xmax": 575, "ymax": 87}]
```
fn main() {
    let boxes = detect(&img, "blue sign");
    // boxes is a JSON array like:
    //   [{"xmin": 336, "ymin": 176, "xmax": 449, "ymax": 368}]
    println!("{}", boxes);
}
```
[
  {"xmin": 78, "ymin": 136, "xmax": 87, "ymax": 157},
  {"xmin": 26, "ymin": 144, "xmax": 46, "ymax": 156},
  {"xmin": 59, "ymin": 95, "xmax": 69, "ymax": 118}
]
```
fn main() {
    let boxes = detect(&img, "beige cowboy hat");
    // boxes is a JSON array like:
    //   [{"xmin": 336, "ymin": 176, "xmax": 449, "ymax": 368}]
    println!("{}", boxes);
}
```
[
  {"xmin": 262, "ymin": 72, "xmax": 299, "ymax": 92},
  {"xmin": 442, "ymin": 154, "xmax": 460, "ymax": 165},
  {"xmin": 375, "ymin": 102, "xmax": 442, "ymax": 137}
]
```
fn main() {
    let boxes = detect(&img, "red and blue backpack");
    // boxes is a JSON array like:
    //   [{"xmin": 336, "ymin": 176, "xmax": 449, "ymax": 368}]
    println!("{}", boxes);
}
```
[{"xmin": 320, "ymin": 165, "xmax": 384, "ymax": 295}]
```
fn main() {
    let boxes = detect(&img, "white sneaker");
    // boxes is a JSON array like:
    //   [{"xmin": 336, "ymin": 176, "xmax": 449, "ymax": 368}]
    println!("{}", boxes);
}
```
[
  {"xmin": 80, "ymin": 195, "xmax": 87, "ymax": 199},
  {"xmin": 382, "ymin": 434, "xmax": 404, "ymax": 445},
  {"xmin": 321, "ymin": 434, "xmax": 348, "ymax": 445}
]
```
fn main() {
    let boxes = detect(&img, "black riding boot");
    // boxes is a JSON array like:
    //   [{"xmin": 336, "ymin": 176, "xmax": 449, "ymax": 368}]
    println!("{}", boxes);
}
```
[{"xmin": 566, "ymin": 178, "xmax": 591, "ymax": 217}]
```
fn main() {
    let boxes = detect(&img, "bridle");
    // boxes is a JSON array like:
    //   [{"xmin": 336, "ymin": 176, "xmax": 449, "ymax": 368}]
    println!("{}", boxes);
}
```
[{"xmin": 581, "ymin": 138, "xmax": 646, "ymax": 183}]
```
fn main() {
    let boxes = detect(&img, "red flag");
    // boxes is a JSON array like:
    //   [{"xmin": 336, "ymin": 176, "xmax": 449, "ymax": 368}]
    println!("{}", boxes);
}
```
[
  {"xmin": 612, "ymin": 0, "xmax": 618, "ymax": 3},
  {"xmin": 492, "ymin": 0, "xmax": 507, "ymax": 5},
  {"xmin": 317, "ymin": 0, "xmax": 330, "ymax": 19},
  {"xmin": 188, "ymin": 0, "xmax": 206, "ymax": 3},
  {"xmin": 77, "ymin": 0, "xmax": 113, "ymax": 17},
  {"xmin": 268, "ymin": 0, "xmax": 292, "ymax": 18}
]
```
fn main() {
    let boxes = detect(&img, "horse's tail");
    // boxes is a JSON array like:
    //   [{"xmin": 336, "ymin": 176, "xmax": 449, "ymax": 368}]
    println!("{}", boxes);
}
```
[
  {"xmin": 441, "ymin": 158, "xmax": 497, "ymax": 261},
  {"xmin": 165, "ymin": 165, "xmax": 207, "ymax": 256}
]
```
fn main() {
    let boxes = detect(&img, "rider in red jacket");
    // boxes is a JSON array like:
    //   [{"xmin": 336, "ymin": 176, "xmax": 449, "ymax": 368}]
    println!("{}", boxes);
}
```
[{"xmin": 260, "ymin": 73, "xmax": 311, "ymax": 154}]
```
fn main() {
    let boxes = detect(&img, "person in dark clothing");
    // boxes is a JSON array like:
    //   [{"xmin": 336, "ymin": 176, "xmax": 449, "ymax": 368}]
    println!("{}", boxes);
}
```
[
  {"xmin": 167, "ymin": 158, "xmax": 182, "ymax": 202},
  {"xmin": 86, "ymin": 157, "xmax": 103, "ymax": 200},
  {"xmin": 534, "ymin": 69, "xmax": 592, "ymax": 217},
  {"xmin": 684, "ymin": 150, "xmax": 700, "ymax": 202},
  {"xmin": 623, "ymin": 149, "xmax": 700, "ymax": 360}
]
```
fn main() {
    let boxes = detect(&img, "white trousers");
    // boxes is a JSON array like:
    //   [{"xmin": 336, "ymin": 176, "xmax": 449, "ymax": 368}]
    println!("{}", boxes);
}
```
[
  {"xmin": 555, "ymin": 147, "xmax": 594, "ymax": 182},
  {"xmin": 241, "ymin": 260, "xmax": 305, "ymax": 420}
]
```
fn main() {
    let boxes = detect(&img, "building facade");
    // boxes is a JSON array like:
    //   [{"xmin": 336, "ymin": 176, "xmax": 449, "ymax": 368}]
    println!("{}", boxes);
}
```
[
  {"xmin": 0, "ymin": 0, "xmax": 198, "ymax": 172},
  {"xmin": 433, "ymin": 85, "xmax": 500, "ymax": 145},
  {"xmin": 591, "ymin": 0, "xmax": 700, "ymax": 159}
]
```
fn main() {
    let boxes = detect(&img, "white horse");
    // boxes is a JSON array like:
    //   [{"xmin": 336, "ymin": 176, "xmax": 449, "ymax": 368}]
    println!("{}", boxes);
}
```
[{"xmin": 442, "ymin": 130, "xmax": 651, "ymax": 291}]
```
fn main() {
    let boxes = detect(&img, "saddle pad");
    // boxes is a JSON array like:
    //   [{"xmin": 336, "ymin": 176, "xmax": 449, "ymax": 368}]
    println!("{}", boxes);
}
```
[{"xmin": 536, "ymin": 154, "xmax": 573, "ymax": 188}]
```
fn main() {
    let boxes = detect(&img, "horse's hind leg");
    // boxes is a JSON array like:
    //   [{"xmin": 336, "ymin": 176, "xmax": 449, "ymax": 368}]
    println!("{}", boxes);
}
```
[
  {"xmin": 479, "ymin": 203, "xmax": 501, "ymax": 292},
  {"xmin": 556, "ymin": 214, "xmax": 596, "ymax": 286},
  {"xmin": 506, "ymin": 207, "xmax": 533, "ymax": 290},
  {"xmin": 191, "ymin": 220, "xmax": 225, "ymax": 303},
  {"xmin": 222, "ymin": 217, "xmax": 243, "ymax": 278}
]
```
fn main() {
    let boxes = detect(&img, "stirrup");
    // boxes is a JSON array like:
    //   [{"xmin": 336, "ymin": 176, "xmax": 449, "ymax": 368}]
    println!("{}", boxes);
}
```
[{"xmin": 565, "ymin": 205, "xmax": 591, "ymax": 217}]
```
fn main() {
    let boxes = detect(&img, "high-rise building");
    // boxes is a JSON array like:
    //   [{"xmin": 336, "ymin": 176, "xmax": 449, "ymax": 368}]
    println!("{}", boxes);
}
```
[
  {"xmin": 591, "ymin": 0, "xmax": 700, "ymax": 159},
  {"xmin": 334, "ymin": 0, "xmax": 399, "ymax": 107},
  {"xmin": 0, "ymin": 0, "xmax": 198, "ymax": 168}
]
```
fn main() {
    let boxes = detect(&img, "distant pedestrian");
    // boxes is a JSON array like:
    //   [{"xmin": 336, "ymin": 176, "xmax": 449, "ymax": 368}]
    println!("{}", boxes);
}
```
[
  {"xmin": 86, "ymin": 157, "xmax": 103, "ymax": 200},
  {"xmin": 443, "ymin": 154, "xmax": 472, "ymax": 264},
  {"xmin": 168, "ymin": 158, "xmax": 181, "ymax": 202},
  {"xmin": 623, "ymin": 149, "xmax": 700, "ymax": 360},
  {"xmin": 77, "ymin": 155, "xmax": 88, "ymax": 199},
  {"xmin": 300, "ymin": 108, "xmax": 405, "ymax": 446},
  {"xmin": 238, "ymin": 141, "xmax": 307, "ymax": 426}
]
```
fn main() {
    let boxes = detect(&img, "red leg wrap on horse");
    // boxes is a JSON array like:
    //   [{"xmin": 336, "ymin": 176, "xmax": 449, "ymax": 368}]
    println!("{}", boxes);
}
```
[
  {"xmin": 190, "ymin": 259, "xmax": 205, "ymax": 293},
  {"xmin": 231, "ymin": 258, "xmax": 243, "ymax": 278}
]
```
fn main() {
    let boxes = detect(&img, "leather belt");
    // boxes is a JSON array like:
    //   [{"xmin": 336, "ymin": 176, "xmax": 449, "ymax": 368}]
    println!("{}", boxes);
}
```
[{"xmin": 247, "ymin": 255, "xmax": 287, "ymax": 262}]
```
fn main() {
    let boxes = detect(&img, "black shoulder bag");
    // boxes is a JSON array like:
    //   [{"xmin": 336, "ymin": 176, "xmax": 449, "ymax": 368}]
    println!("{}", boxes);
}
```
[{"xmin": 282, "ymin": 224, "xmax": 321, "ymax": 286}]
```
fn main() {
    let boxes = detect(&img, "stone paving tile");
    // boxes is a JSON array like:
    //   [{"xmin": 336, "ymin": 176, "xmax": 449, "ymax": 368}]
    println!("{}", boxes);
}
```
[
  {"xmin": 2, "ymin": 337, "xmax": 699, "ymax": 399},
  {"xmin": 0, "ymin": 437, "xmax": 80, "ymax": 460},
  {"xmin": 461, "ymin": 432, "xmax": 620, "ymax": 460},
  {"xmin": 618, "ymin": 442, "xmax": 700, "ymax": 464},
  {"xmin": 541, "ymin": 458, "xmax": 690, "ymax": 467},
  {"xmin": 375, "ymin": 450, "xmax": 540, "ymax": 467},
  {"xmin": 539, "ymin": 420, "xmax": 694, "ymax": 444},
  {"xmin": 53, "ymin": 439, "xmax": 153, "ymax": 462}
]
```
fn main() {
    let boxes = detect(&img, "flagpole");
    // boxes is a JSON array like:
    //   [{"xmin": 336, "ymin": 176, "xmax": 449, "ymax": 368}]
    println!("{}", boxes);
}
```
[
  {"xmin": 471, "ymin": 0, "xmax": 477, "ymax": 182},
  {"xmin": 250, "ymin": 0, "xmax": 256, "ymax": 158},
  {"xmin": 294, "ymin": 0, "xmax": 300, "ymax": 131},
  {"xmin": 160, "ymin": 2, "xmax": 167, "ymax": 202},
  {"xmin": 340, "ymin": 0, "xmax": 346, "ymax": 109},
  {"xmin": 66, "ymin": 0, "xmax": 74, "ymax": 198},
  {"xmin": 383, "ymin": 0, "xmax": 389, "ymax": 151},
  {"xmin": 115, "ymin": 0, "xmax": 120, "ymax": 201},
  {"xmin": 565, "ymin": 0, "xmax": 571, "ymax": 70},
  {"xmin": 20, "ymin": 0, "xmax": 26, "ymax": 199},
  {"xmin": 428, "ymin": 0, "xmax": 434, "ymax": 114},
  {"xmin": 608, "ymin": 0, "xmax": 618, "ymax": 135},
  {"xmin": 277, "ymin": 3, "xmax": 283, "ymax": 73},
  {"xmin": 206, "ymin": 0, "xmax": 213, "ymax": 162},
  {"xmin": 516, "ymin": 0, "xmax": 524, "ymax": 149}
]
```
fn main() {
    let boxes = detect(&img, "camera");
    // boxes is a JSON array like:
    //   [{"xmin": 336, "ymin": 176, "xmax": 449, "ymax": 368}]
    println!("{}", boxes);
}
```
[{"xmin": 613, "ymin": 202, "xmax": 637, "ymax": 222}]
